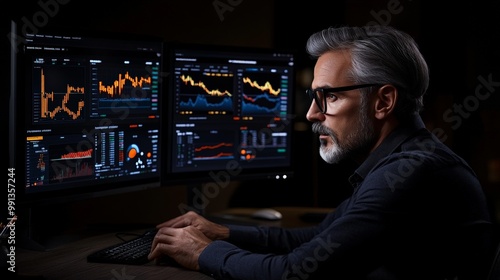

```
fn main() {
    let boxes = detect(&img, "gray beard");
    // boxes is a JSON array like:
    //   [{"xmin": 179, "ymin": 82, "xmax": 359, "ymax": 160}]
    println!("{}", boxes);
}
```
[{"xmin": 312, "ymin": 114, "xmax": 376, "ymax": 164}]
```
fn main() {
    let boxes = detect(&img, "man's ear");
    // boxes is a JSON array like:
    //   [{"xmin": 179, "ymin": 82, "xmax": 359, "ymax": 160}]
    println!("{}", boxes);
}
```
[{"xmin": 373, "ymin": 85, "xmax": 397, "ymax": 120}]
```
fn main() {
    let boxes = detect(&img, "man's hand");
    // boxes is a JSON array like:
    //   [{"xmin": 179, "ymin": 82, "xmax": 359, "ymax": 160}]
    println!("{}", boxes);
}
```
[
  {"xmin": 156, "ymin": 211, "xmax": 230, "ymax": 240},
  {"xmin": 148, "ymin": 225, "xmax": 210, "ymax": 270},
  {"xmin": 147, "ymin": 211, "xmax": 230, "ymax": 270}
]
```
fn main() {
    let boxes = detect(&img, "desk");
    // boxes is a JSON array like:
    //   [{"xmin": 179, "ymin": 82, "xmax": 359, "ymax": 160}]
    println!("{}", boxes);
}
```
[
  {"xmin": 16, "ymin": 228, "xmax": 213, "ymax": 280},
  {"xmin": 16, "ymin": 207, "xmax": 333, "ymax": 279}
]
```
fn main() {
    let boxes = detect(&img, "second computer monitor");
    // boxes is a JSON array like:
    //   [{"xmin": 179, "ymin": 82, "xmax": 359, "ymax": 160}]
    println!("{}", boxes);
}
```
[{"xmin": 163, "ymin": 43, "xmax": 296, "ymax": 185}]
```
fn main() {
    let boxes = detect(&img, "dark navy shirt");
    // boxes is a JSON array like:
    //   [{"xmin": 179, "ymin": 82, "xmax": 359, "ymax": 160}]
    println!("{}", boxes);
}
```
[{"xmin": 199, "ymin": 115, "xmax": 493, "ymax": 280}]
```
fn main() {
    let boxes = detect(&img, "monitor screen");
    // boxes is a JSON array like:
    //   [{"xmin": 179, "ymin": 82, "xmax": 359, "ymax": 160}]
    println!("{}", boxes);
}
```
[
  {"xmin": 163, "ymin": 43, "xmax": 296, "ymax": 186},
  {"xmin": 10, "ymin": 23, "xmax": 164, "ymax": 206}
]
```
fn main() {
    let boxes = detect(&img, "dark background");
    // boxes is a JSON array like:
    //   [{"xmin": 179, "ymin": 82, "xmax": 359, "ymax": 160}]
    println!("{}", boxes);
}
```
[{"xmin": 3, "ymin": 0, "xmax": 500, "ymax": 230}]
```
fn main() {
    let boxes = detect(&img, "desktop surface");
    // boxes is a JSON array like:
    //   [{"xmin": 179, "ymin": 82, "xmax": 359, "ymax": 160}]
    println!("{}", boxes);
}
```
[
  {"xmin": 16, "ymin": 228, "xmax": 214, "ymax": 280},
  {"xmin": 15, "ymin": 207, "xmax": 333, "ymax": 279}
]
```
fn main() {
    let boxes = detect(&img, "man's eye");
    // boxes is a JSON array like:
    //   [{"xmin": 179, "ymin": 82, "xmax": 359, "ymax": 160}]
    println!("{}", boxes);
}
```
[{"xmin": 325, "ymin": 93, "xmax": 337, "ymax": 101}]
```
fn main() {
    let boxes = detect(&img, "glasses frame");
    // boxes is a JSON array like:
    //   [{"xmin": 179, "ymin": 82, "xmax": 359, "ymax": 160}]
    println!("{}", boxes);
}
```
[{"xmin": 306, "ymin": 84, "xmax": 381, "ymax": 114}]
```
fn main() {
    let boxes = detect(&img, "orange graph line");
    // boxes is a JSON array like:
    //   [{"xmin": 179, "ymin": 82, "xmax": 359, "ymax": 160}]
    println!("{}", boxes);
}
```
[
  {"xmin": 40, "ymin": 68, "xmax": 85, "ymax": 120},
  {"xmin": 195, "ymin": 152, "xmax": 233, "ymax": 159},
  {"xmin": 99, "ymin": 72, "xmax": 151, "ymax": 97},
  {"xmin": 194, "ymin": 142, "xmax": 233, "ymax": 152},
  {"xmin": 180, "ymin": 75, "xmax": 232, "ymax": 97},
  {"xmin": 242, "ymin": 77, "xmax": 280, "ymax": 96},
  {"xmin": 242, "ymin": 94, "xmax": 257, "ymax": 103}
]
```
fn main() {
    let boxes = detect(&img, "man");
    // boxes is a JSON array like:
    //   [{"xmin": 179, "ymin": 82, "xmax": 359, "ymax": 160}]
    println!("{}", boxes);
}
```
[{"xmin": 148, "ymin": 25, "xmax": 494, "ymax": 279}]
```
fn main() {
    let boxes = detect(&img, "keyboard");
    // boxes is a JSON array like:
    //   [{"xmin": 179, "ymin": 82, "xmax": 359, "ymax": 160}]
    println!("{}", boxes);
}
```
[{"xmin": 87, "ymin": 229, "xmax": 157, "ymax": 265}]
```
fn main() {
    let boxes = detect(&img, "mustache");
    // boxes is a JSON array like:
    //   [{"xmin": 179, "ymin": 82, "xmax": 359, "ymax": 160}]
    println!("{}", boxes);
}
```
[{"xmin": 312, "ymin": 122, "xmax": 332, "ymax": 135}]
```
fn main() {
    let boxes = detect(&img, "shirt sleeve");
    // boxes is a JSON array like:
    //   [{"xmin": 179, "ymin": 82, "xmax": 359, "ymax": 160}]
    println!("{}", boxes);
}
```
[
  {"xmin": 198, "ymin": 208, "xmax": 374, "ymax": 280},
  {"xmin": 224, "ymin": 224, "xmax": 319, "ymax": 253}
]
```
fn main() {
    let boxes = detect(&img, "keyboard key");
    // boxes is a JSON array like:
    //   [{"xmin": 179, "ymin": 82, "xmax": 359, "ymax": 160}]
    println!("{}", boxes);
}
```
[{"xmin": 87, "ymin": 229, "xmax": 157, "ymax": 265}]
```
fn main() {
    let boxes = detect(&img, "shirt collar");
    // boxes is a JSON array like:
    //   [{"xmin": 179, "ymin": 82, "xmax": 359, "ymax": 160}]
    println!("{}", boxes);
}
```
[{"xmin": 349, "ymin": 114, "xmax": 426, "ymax": 188}]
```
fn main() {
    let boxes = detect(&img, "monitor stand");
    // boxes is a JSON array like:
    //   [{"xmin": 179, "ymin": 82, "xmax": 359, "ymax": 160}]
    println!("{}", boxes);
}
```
[
  {"xmin": 16, "ymin": 207, "xmax": 53, "ymax": 251},
  {"xmin": 17, "ymin": 206, "xmax": 85, "ymax": 251}
]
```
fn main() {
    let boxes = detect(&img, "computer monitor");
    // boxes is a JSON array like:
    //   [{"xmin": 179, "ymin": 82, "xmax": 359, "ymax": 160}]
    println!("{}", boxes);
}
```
[
  {"xmin": 162, "ymin": 43, "xmax": 296, "ymax": 209},
  {"xmin": 9, "ymin": 21, "xmax": 164, "ymax": 208}
]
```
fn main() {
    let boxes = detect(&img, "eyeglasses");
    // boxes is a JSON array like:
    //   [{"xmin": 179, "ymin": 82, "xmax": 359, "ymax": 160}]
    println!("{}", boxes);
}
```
[{"xmin": 305, "ymin": 84, "xmax": 380, "ymax": 114}]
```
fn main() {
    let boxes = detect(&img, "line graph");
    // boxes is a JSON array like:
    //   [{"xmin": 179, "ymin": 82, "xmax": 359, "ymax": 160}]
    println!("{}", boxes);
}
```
[
  {"xmin": 174, "ymin": 129, "xmax": 235, "ymax": 168},
  {"xmin": 34, "ymin": 66, "xmax": 86, "ymax": 122},
  {"xmin": 98, "ymin": 71, "xmax": 152, "ymax": 98},
  {"xmin": 240, "ymin": 73, "xmax": 287, "ymax": 115},
  {"xmin": 194, "ymin": 141, "xmax": 234, "ymax": 160},
  {"xmin": 242, "ymin": 76, "xmax": 281, "ymax": 96},
  {"xmin": 98, "ymin": 69, "xmax": 152, "ymax": 98},
  {"xmin": 92, "ymin": 64, "xmax": 159, "ymax": 118},
  {"xmin": 176, "ymin": 72, "xmax": 234, "ymax": 114}
]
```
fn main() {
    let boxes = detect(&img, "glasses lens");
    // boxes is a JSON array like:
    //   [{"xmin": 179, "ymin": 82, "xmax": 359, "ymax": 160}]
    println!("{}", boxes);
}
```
[
  {"xmin": 306, "ymin": 89, "xmax": 326, "ymax": 113},
  {"xmin": 314, "ymin": 89, "xmax": 325, "ymax": 113}
]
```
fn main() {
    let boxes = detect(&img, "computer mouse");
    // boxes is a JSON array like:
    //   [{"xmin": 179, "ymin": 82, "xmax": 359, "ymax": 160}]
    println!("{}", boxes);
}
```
[{"xmin": 251, "ymin": 208, "xmax": 283, "ymax": 221}]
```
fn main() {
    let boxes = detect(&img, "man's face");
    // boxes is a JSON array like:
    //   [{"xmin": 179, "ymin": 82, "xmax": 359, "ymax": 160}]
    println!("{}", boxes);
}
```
[{"xmin": 306, "ymin": 50, "xmax": 376, "ymax": 164}]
